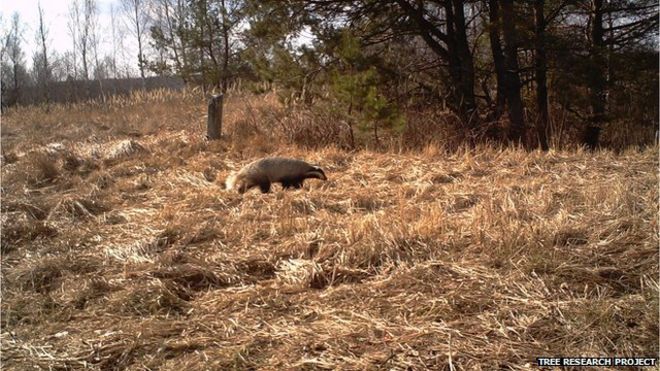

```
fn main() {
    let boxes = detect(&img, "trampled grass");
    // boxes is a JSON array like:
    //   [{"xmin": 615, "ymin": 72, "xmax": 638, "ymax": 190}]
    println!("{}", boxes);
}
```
[{"xmin": 1, "ymin": 90, "xmax": 658, "ymax": 370}]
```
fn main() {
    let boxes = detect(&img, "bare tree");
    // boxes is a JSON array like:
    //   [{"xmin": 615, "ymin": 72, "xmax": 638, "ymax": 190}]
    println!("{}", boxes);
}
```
[
  {"xmin": 67, "ymin": 0, "xmax": 80, "ymax": 79},
  {"xmin": 37, "ymin": 2, "xmax": 50, "ymax": 79},
  {"xmin": 122, "ymin": 0, "xmax": 149, "ymax": 80},
  {"xmin": 48, "ymin": 51, "xmax": 70, "ymax": 81},
  {"xmin": 499, "ymin": 0, "xmax": 526, "ymax": 143},
  {"xmin": 67, "ymin": 0, "xmax": 96, "ymax": 80},
  {"xmin": 219, "ymin": 0, "xmax": 234, "ymax": 93},
  {"xmin": 1, "ymin": 13, "xmax": 28, "ymax": 106},
  {"xmin": 83, "ymin": 0, "xmax": 110, "ymax": 100},
  {"xmin": 150, "ymin": 0, "xmax": 190, "ymax": 79},
  {"xmin": 534, "ymin": 0, "xmax": 549, "ymax": 151},
  {"xmin": 487, "ymin": 0, "xmax": 506, "ymax": 121},
  {"xmin": 81, "ymin": 0, "xmax": 96, "ymax": 80},
  {"xmin": 35, "ymin": 1, "xmax": 51, "ymax": 101},
  {"xmin": 584, "ymin": 0, "xmax": 606, "ymax": 149},
  {"xmin": 110, "ymin": 4, "xmax": 119, "ymax": 78},
  {"xmin": 89, "ymin": 1, "xmax": 101, "ymax": 79},
  {"xmin": 57, "ymin": 51, "xmax": 75, "ymax": 79},
  {"xmin": 110, "ymin": 2, "xmax": 132, "ymax": 78}
]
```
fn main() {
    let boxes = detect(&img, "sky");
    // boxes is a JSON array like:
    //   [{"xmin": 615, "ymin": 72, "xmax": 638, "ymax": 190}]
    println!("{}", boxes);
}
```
[{"xmin": 0, "ymin": 0, "xmax": 140, "ymax": 75}]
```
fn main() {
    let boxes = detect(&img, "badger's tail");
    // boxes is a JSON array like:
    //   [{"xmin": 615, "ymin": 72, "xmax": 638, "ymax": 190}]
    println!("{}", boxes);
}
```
[{"xmin": 225, "ymin": 172, "xmax": 239, "ymax": 190}]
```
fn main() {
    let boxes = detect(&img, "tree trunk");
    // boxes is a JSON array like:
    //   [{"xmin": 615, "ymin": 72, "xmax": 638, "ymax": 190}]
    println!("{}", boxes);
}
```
[
  {"xmin": 445, "ymin": 1, "xmax": 478, "ymax": 127},
  {"xmin": 394, "ymin": 0, "xmax": 478, "ymax": 127},
  {"xmin": 38, "ymin": 3, "xmax": 50, "ymax": 103},
  {"xmin": 452, "ymin": 0, "xmax": 478, "ymax": 126},
  {"xmin": 198, "ymin": 0, "xmax": 220, "ymax": 89},
  {"xmin": 488, "ymin": 0, "xmax": 506, "ymax": 120},
  {"xmin": 176, "ymin": 0, "xmax": 190, "ymax": 81},
  {"xmin": 207, "ymin": 94, "xmax": 223, "ymax": 139},
  {"xmin": 499, "ymin": 0, "xmax": 526, "ymax": 144},
  {"xmin": 134, "ymin": 0, "xmax": 146, "ymax": 81},
  {"xmin": 163, "ymin": 0, "xmax": 183, "ymax": 75},
  {"xmin": 221, "ymin": 0, "xmax": 230, "ymax": 93},
  {"xmin": 82, "ymin": 45, "xmax": 89, "ymax": 80},
  {"xmin": 12, "ymin": 62, "xmax": 19, "ymax": 105},
  {"xmin": 585, "ymin": 0, "xmax": 606, "ymax": 149},
  {"xmin": 534, "ymin": 0, "xmax": 550, "ymax": 151}
]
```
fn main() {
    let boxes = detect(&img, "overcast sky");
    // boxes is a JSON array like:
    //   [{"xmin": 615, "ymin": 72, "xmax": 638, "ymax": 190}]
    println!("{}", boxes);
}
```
[{"xmin": 1, "ymin": 0, "xmax": 140, "ymax": 74}]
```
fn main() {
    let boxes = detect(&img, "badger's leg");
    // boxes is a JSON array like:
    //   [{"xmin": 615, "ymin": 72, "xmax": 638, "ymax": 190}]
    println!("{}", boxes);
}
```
[
  {"xmin": 258, "ymin": 182, "xmax": 271, "ymax": 193},
  {"xmin": 237, "ymin": 182, "xmax": 250, "ymax": 194},
  {"xmin": 281, "ymin": 178, "xmax": 303, "ymax": 189},
  {"xmin": 280, "ymin": 176, "xmax": 297, "ymax": 189}
]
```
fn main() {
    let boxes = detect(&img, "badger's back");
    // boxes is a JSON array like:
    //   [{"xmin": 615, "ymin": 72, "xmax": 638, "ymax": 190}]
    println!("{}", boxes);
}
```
[
  {"xmin": 248, "ymin": 157, "xmax": 315, "ymax": 182},
  {"xmin": 226, "ymin": 157, "xmax": 316, "ymax": 190}
]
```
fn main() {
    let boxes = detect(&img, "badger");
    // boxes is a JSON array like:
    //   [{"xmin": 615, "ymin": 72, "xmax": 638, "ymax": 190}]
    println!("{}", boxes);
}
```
[{"xmin": 225, "ymin": 157, "xmax": 327, "ymax": 194}]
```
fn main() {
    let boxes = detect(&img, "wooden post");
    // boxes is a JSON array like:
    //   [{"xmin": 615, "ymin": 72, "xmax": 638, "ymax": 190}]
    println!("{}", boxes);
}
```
[{"xmin": 207, "ymin": 94, "xmax": 223, "ymax": 139}]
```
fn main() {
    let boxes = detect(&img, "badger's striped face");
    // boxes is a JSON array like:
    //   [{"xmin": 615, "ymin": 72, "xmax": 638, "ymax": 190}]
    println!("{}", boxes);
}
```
[{"xmin": 306, "ymin": 167, "xmax": 327, "ymax": 181}]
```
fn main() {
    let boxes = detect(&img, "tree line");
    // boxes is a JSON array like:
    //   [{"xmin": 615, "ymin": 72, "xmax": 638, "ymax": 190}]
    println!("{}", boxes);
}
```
[
  {"xmin": 1, "ymin": 0, "xmax": 151, "ymax": 107},
  {"xmin": 2, "ymin": 0, "xmax": 657, "ymax": 149}
]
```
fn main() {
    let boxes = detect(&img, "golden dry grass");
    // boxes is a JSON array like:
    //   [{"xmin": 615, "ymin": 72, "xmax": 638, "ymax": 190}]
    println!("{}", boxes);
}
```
[{"xmin": 1, "ymin": 90, "xmax": 658, "ymax": 370}]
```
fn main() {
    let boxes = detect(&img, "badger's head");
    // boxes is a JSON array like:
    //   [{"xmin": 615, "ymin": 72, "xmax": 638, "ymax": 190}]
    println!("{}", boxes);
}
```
[
  {"xmin": 225, "ymin": 172, "xmax": 249, "ymax": 193},
  {"xmin": 305, "ymin": 166, "xmax": 327, "ymax": 181}
]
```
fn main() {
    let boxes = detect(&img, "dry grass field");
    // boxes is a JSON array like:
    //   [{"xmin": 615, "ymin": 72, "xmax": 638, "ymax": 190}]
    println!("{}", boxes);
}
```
[{"xmin": 1, "ymin": 90, "xmax": 658, "ymax": 370}]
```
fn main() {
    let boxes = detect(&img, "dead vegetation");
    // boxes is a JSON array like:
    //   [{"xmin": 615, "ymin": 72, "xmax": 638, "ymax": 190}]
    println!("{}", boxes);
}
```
[{"xmin": 1, "ymin": 90, "xmax": 658, "ymax": 370}]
